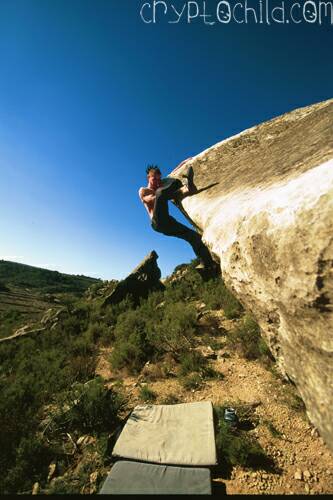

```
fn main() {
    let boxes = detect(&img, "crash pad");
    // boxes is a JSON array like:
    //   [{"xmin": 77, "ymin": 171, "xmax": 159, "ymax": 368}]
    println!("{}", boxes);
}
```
[
  {"xmin": 99, "ymin": 461, "xmax": 212, "ymax": 495},
  {"xmin": 112, "ymin": 401, "xmax": 217, "ymax": 466}
]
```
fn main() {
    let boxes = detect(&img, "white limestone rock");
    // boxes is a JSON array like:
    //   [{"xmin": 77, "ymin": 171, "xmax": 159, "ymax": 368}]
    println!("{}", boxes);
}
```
[{"xmin": 170, "ymin": 98, "xmax": 333, "ymax": 451}]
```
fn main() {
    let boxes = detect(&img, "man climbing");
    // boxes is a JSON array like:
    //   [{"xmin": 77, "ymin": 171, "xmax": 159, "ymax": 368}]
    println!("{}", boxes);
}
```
[{"xmin": 138, "ymin": 159, "xmax": 218, "ymax": 274}]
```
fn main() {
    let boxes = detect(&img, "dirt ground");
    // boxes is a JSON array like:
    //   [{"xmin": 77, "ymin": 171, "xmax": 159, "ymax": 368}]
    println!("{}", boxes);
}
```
[{"xmin": 95, "ymin": 305, "xmax": 333, "ymax": 495}]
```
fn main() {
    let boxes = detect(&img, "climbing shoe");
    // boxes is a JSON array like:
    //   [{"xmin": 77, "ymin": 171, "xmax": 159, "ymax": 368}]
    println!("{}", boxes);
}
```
[{"xmin": 181, "ymin": 165, "xmax": 197, "ymax": 194}]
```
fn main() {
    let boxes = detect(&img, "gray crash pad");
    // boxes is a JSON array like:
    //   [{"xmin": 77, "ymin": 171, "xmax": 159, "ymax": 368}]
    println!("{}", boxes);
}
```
[
  {"xmin": 112, "ymin": 401, "xmax": 217, "ymax": 466},
  {"xmin": 99, "ymin": 461, "xmax": 212, "ymax": 495}
]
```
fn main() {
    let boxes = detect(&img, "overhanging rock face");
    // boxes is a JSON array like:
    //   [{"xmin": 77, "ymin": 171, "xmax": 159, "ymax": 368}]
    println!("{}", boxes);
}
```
[{"xmin": 169, "ymin": 98, "xmax": 333, "ymax": 451}]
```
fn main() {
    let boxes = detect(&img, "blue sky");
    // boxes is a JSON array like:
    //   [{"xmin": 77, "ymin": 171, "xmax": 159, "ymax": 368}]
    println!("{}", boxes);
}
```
[{"xmin": 0, "ymin": 0, "xmax": 332, "ymax": 280}]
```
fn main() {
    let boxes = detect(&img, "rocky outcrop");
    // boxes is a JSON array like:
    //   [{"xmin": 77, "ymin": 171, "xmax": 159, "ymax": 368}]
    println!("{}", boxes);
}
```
[
  {"xmin": 102, "ymin": 250, "xmax": 165, "ymax": 308},
  {"xmin": 169, "ymin": 98, "xmax": 333, "ymax": 450}
]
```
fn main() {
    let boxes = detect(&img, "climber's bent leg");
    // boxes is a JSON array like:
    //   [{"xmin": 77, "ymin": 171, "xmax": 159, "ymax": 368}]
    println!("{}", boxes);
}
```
[
  {"xmin": 151, "ymin": 215, "xmax": 214, "ymax": 267},
  {"xmin": 152, "ymin": 178, "xmax": 183, "ymax": 228},
  {"xmin": 157, "ymin": 177, "xmax": 183, "ymax": 201}
]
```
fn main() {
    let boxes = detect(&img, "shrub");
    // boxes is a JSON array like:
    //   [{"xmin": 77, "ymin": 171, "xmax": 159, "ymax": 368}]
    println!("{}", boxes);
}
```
[
  {"xmin": 64, "ymin": 354, "xmax": 97, "ymax": 383},
  {"xmin": 179, "ymin": 351, "xmax": 206, "ymax": 376},
  {"xmin": 84, "ymin": 322, "xmax": 108, "ymax": 344},
  {"xmin": 290, "ymin": 394, "xmax": 306, "ymax": 413},
  {"xmin": 138, "ymin": 289, "xmax": 165, "ymax": 310},
  {"xmin": 172, "ymin": 263, "xmax": 188, "ymax": 274},
  {"xmin": 0, "ymin": 280, "xmax": 8, "ymax": 291},
  {"xmin": 110, "ymin": 297, "xmax": 198, "ymax": 374},
  {"xmin": 181, "ymin": 373, "xmax": 202, "ymax": 390},
  {"xmin": 202, "ymin": 279, "xmax": 243, "ymax": 318},
  {"xmin": 201, "ymin": 334, "xmax": 224, "ymax": 351},
  {"xmin": 214, "ymin": 405, "xmax": 268, "ymax": 468},
  {"xmin": 47, "ymin": 477, "xmax": 80, "ymax": 495},
  {"xmin": 1, "ymin": 435, "xmax": 54, "ymax": 494},
  {"xmin": 147, "ymin": 301, "xmax": 197, "ymax": 356},
  {"xmin": 263, "ymin": 420, "xmax": 282, "ymax": 438},
  {"xmin": 61, "ymin": 313, "xmax": 86, "ymax": 337},
  {"xmin": 0, "ymin": 308, "xmax": 25, "ymax": 338},
  {"xmin": 163, "ymin": 266, "xmax": 202, "ymax": 302},
  {"xmin": 161, "ymin": 394, "xmax": 180, "ymax": 405},
  {"xmin": 0, "ymin": 298, "xmax": 114, "ymax": 494},
  {"xmin": 103, "ymin": 296, "xmax": 135, "ymax": 327},
  {"xmin": 52, "ymin": 377, "xmax": 124, "ymax": 435},
  {"xmin": 110, "ymin": 309, "xmax": 153, "ymax": 373},
  {"xmin": 178, "ymin": 350, "xmax": 223, "ymax": 381},
  {"xmin": 227, "ymin": 314, "xmax": 273, "ymax": 362},
  {"xmin": 139, "ymin": 385, "xmax": 157, "ymax": 403},
  {"xmin": 201, "ymin": 366, "xmax": 224, "ymax": 380}
]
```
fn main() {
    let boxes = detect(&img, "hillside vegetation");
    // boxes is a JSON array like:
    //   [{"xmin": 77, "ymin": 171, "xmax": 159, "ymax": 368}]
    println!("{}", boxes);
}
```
[
  {"xmin": 0, "ymin": 260, "xmax": 100, "ymax": 295},
  {"xmin": 0, "ymin": 259, "xmax": 332, "ymax": 495},
  {"xmin": 0, "ymin": 260, "xmax": 102, "ymax": 340},
  {"xmin": 0, "ymin": 259, "xmax": 243, "ymax": 493}
]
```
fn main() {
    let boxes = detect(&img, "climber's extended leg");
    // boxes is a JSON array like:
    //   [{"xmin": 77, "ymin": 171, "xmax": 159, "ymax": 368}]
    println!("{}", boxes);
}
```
[
  {"xmin": 151, "ymin": 214, "xmax": 215, "ymax": 270},
  {"xmin": 151, "ymin": 172, "xmax": 218, "ymax": 276}
]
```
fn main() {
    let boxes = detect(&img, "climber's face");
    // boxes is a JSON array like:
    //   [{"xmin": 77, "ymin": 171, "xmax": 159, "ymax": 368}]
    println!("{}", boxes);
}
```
[{"xmin": 147, "ymin": 170, "xmax": 162, "ymax": 190}]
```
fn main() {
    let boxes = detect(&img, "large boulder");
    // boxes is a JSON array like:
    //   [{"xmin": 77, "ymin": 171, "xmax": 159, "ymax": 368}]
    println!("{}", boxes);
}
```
[
  {"xmin": 102, "ymin": 250, "xmax": 165, "ymax": 308},
  {"xmin": 169, "ymin": 98, "xmax": 333, "ymax": 450}
]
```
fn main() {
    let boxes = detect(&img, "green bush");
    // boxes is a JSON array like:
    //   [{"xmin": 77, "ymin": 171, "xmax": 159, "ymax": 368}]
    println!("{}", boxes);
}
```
[
  {"xmin": 0, "ymin": 304, "xmax": 106, "ymax": 494},
  {"xmin": 84, "ymin": 322, "xmax": 104, "ymax": 343},
  {"xmin": 147, "ymin": 301, "xmax": 197, "ymax": 355},
  {"xmin": 263, "ymin": 420, "xmax": 282, "ymax": 438},
  {"xmin": 110, "ymin": 309, "xmax": 153, "ymax": 373},
  {"xmin": 138, "ymin": 289, "xmax": 165, "ymax": 310},
  {"xmin": 227, "ymin": 314, "xmax": 273, "ymax": 362},
  {"xmin": 103, "ymin": 296, "xmax": 135, "ymax": 327},
  {"xmin": 164, "ymin": 264, "xmax": 243, "ymax": 320},
  {"xmin": 139, "ymin": 385, "xmax": 157, "ymax": 402},
  {"xmin": 179, "ymin": 351, "xmax": 206, "ymax": 376},
  {"xmin": 1, "ymin": 435, "xmax": 54, "ymax": 494},
  {"xmin": 201, "ymin": 366, "xmax": 224, "ymax": 380},
  {"xmin": 178, "ymin": 350, "xmax": 223, "ymax": 381},
  {"xmin": 47, "ymin": 477, "xmax": 80, "ymax": 495},
  {"xmin": 202, "ymin": 279, "xmax": 243, "ymax": 318},
  {"xmin": 0, "ymin": 280, "xmax": 8, "ymax": 291},
  {"xmin": 163, "ymin": 262, "xmax": 203, "ymax": 303},
  {"xmin": 181, "ymin": 373, "xmax": 202, "ymax": 390},
  {"xmin": 201, "ymin": 334, "xmax": 224, "ymax": 351},
  {"xmin": 110, "ymin": 298, "xmax": 197, "ymax": 374},
  {"xmin": 161, "ymin": 394, "xmax": 180, "ymax": 405},
  {"xmin": 214, "ymin": 405, "xmax": 268, "ymax": 468},
  {"xmin": 52, "ymin": 377, "xmax": 124, "ymax": 435},
  {"xmin": 0, "ymin": 258, "xmax": 274, "ymax": 493},
  {"xmin": 64, "ymin": 353, "xmax": 97, "ymax": 383},
  {"xmin": 0, "ymin": 308, "xmax": 26, "ymax": 338}
]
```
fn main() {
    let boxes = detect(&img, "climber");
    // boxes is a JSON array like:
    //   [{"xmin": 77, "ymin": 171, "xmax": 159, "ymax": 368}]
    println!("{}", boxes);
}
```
[{"xmin": 138, "ymin": 160, "xmax": 217, "ymax": 273}]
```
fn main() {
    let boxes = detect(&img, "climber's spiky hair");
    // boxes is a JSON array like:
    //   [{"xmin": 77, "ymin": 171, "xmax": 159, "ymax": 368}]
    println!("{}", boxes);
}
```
[{"xmin": 146, "ymin": 164, "xmax": 161, "ymax": 176}]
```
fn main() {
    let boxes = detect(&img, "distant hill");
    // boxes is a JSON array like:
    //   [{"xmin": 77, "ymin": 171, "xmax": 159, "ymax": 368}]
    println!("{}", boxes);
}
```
[
  {"xmin": 0, "ymin": 260, "xmax": 101, "ymax": 295},
  {"xmin": 0, "ymin": 260, "xmax": 102, "ymax": 339}
]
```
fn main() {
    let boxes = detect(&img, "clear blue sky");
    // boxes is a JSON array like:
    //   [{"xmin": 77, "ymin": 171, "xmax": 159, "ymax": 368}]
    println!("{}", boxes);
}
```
[{"xmin": 0, "ymin": 0, "xmax": 332, "ymax": 279}]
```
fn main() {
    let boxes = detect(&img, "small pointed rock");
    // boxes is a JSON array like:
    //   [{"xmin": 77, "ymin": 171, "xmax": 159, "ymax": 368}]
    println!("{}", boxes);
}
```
[
  {"xmin": 294, "ymin": 470, "xmax": 303, "ymax": 481},
  {"xmin": 32, "ymin": 482, "xmax": 40, "ymax": 495}
]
